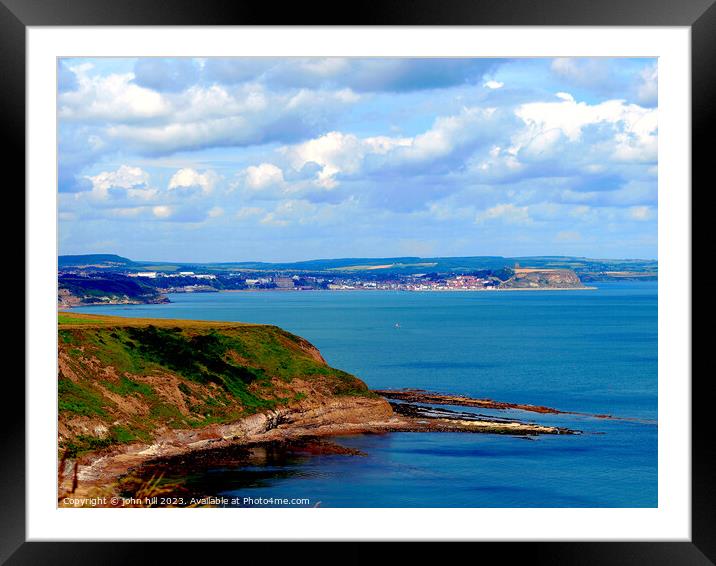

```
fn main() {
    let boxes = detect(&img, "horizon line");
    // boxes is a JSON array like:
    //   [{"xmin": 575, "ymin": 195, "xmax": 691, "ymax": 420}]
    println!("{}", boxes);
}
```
[{"xmin": 58, "ymin": 252, "xmax": 659, "ymax": 264}]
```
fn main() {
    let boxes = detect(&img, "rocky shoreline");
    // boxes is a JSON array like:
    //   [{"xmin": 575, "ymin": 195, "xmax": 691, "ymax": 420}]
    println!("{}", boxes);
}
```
[{"xmin": 59, "ymin": 391, "xmax": 578, "ymax": 505}]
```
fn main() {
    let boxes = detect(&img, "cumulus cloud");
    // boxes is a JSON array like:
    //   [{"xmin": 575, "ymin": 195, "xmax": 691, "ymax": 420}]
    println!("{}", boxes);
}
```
[
  {"xmin": 278, "ymin": 106, "xmax": 501, "ymax": 189},
  {"xmin": 513, "ymin": 93, "xmax": 657, "ymax": 163},
  {"xmin": 283, "ymin": 132, "xmax": 372, "ymax": 189},
  {"xmin": 58, "ymin": 57, "xmax": 659, "ymax": 260},
  {"xmin": 86, "ymin": 165, "xmax": 150, "ymax": 200},
  {"xmin": 152, "ymin": 205, "xmax": 172, "ymax": 218},
  {"xmin": 62, "ymin": 163, "xmax": 226, "ymax": 225},
  {"xmin": 244, "ymin": 163, "xmax": 285, "ymax": 189},
  {"xmin": 168, "ymin": 168, "xmax": 218, "ymax": 194},
  {"xmin": 101, "ymin": 85, "xmax": 359, "ymax": 155},
  {"xmin": 59, "ymin": 64, "xmax": 170, "ymax": 121}
]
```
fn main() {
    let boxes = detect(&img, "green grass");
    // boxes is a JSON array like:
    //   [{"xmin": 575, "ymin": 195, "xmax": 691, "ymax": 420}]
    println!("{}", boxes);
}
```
[
  {"xmin": 58, "ymin": 314, "xmax": 100, "ymax": 325},
  {"xmin": 58, "ymin": 377, "xmax": 112, "ymax": 417},
  {"xmin": 58, "ymin": 314, "xmax": 374, "ymax": 456},
  {"xmin": 103, "ymin": 376, "xmax": 155, "ymax": 398},
  {"xmin": 62, "ymin": 425, "xmax": 143, "ymax": 457}
]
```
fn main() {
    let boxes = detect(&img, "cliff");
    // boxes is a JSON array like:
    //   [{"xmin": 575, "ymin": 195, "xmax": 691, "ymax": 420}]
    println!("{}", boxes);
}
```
[
  {"xmin": 499, "ymin": 268, "xmax": 585, "ymax": 289},
  {"xmin": 58, "ymin": 312, "xmax": 386, "ymax": 457},
  {"xmin": 58, "ymin": 274, "xmax": 168, "ymax": 307},
  {"xmin": 58, "ymin": 312, "xmax": 581, "ymax": 502}
]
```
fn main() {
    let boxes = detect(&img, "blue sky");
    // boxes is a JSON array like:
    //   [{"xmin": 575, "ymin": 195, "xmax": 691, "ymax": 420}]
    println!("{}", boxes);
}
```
[{"xmin": 58, "ymin": 57, "xmax": 658, "ymax": 262}]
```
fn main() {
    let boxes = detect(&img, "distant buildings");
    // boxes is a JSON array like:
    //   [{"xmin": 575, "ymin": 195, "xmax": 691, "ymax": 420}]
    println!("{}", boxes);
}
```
[
  {"xmin": 274, "ymin": 276, "xmax": 295, "ymax": 289},
  {"xmin": 88, "ymin": 268, "xmax": 505, "ymax": 293}
]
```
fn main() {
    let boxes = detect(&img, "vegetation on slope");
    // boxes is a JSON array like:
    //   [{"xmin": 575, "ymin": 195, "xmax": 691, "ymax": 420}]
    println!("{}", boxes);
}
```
[
  {"xmin": 58, "ymin": 273, "xmax": 167, "ymax": 306},
  {"xmin": 58, "ymin": 313, "xmax": 373, "ymax": 457}
]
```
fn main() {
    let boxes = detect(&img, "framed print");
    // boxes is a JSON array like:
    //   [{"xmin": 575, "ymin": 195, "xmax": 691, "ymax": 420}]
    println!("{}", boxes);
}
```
[{"xmin": 7, "ymin": 0, "xmax": 709, "ymax": 563}]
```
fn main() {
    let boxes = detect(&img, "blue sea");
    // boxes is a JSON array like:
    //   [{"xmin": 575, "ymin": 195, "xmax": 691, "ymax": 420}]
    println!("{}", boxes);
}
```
[{"xmin": 74, "ymin": 281, "xmax": 658, "ymax": 507}]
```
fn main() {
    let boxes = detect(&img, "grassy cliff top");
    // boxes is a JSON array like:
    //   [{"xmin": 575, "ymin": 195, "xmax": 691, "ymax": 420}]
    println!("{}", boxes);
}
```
[
  {"xmin": 58, "ymin": 311, "xmax": 258, "ymax": 328},
  {"xmin": 58, "ymin": 312, "xmax": 374, "ymax": 456}
]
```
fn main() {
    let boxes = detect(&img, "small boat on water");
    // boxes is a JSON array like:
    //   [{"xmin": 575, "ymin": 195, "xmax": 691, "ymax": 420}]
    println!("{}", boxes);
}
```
[{"xmin": 394, "ymin": 323, "xmax": 401, "ymax": 328}]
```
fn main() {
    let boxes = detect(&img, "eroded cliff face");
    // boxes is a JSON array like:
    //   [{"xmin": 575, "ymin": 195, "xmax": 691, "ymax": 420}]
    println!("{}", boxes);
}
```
[
  {"xmin": 58, "ymin": 313, "xmax": 386, "ymax": 457},
  {"xmin": 500, "ymin": 268, "xmax": 584, "ymax": 289}
]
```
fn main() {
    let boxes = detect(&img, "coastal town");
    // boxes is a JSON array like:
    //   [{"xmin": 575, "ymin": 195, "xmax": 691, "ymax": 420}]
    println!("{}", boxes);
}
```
[
  {"xmin": 55, "ymin": 252, "xmax": 663, "ymax": 307},
  {"xmin": 122, "ymin": 269, "xmax": 506, "ymax": 292},
  {"xmin": 58, "ymin": 257, "xmax": 598, "ymax": 307}
]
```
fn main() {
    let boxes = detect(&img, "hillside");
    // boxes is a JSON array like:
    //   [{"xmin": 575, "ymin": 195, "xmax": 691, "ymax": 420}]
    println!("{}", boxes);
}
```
[
  {"xmin": 58, "ymin": 313, "xmax": 379, "ymax": 457},
  {"xmin": 58, "ymin": 274, "xmax": 168, "ymax": 307},
  {"xmin": 58, "ymin": 253, "xmax": 658, "ymax": 277},
  {"xmin": 500, "ymin": 268, "xmax": 585, "ymax": 289},
  {"xmin": 58, "ymin": 254, "xmax": 135, "ymax": 268}
]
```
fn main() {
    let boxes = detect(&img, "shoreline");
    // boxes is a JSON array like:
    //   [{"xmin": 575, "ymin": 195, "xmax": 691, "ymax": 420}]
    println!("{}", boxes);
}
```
[
  {"xmin": 221, "ymin": 287, "xmax": 597, "ymax": 293},
  {"xmin": 58, "ymin": 392, "xmax": 578, "ymax": 505},
  {"xmin": 61, "ymin": 285, "xmax": 597, "ymax": 308}
]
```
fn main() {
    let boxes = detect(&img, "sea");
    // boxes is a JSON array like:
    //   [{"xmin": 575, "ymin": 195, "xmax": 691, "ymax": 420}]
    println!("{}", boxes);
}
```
[{"xmin": 73, "ymin": 280, "xmax": 658, "ymax": 507}]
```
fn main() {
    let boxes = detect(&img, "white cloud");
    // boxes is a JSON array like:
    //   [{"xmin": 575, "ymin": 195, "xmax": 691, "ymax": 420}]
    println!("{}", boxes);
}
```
[
  {"xmin": 208, "ymin": 206, "xmax": 224, "ymax": 218},
  {"xmin": 152, "ymin": 205, "xmax": 172, "ymax": 218},
  {"xmin": 86, "ymin": 165, "xmax": 149, "ymax": 200},
  {"xmin": 629, "ymin": 205, "xmax": 654, "ymax": 221},
  {"xmin": 168, "ymin": 168, "xmax": 218, "ymax": 194},
  {"xmin": 280, "ymin": 107, "xmax": 498, "ymax": 188},
  {"xmin": 514, "ymin": 93, "xmax": 657, "ymax": 162},
  {"xmin": 476, "ymin": 203, "xmax": 531, "ymax": 225},
  {"xmin": 484, "ymin": 80, "xmax": 504, "ymax": 89},
  {"xmin": 103, "ymin": 86, "xmax": 360, "ymax": 155},
  {"xmin": 284, "ymin": 131, "xmax": 368, "ymax": 189},
  {"xmin": 467, "ymin": 145, "xmax": 522, "ymax": 178},
  {"xmin": 406, "ymin": 107, "xmax": 497, "ymax": 161},
  {"xmin": 59, "ymin": 66, "xmax": 170, "ymax": 121},
  {"xmin": 245, "ymin": 163, "xmax": 285, "ymax": 189}
]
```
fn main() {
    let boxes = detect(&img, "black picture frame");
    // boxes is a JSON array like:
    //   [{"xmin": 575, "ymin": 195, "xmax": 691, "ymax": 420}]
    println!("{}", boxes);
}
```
[{"xmin": 5, "ymin": 0, "xmax": 708, "ymax": 563}]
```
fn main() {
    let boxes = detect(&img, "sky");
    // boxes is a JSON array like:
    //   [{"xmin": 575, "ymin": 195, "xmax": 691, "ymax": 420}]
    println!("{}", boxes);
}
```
[{"xmin": 57, "ymin": 57, "xmax": 658, "ymax": 262}]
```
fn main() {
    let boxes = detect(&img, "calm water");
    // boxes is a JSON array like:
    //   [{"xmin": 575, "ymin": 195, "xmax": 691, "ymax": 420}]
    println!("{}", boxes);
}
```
[{"xmin": 75, "ymin": 281, "xmax": 657, "ymax": 507}]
